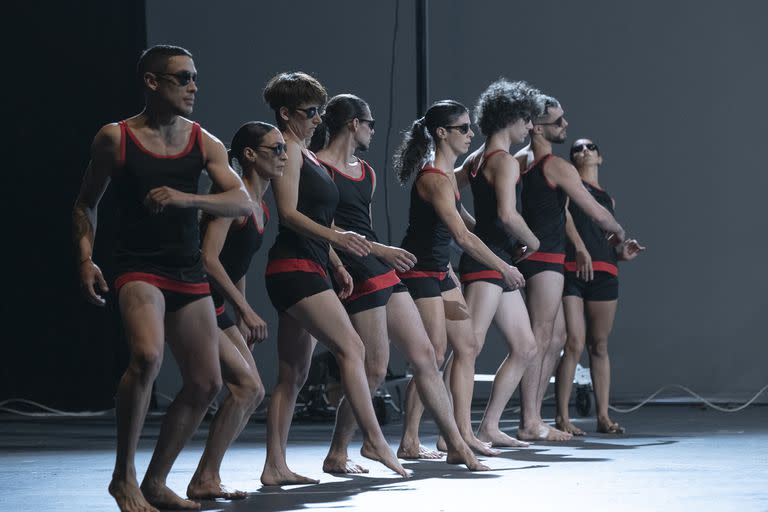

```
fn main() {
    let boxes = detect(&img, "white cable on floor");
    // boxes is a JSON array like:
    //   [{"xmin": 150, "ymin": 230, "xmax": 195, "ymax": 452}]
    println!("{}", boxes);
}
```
[
  {"xmin": 0, "ymin": 398, "xmax": 113, "ymax": 417},
  {"xmin": 607, "ymin": 383, "xmax": 768, "ymax": 413}
]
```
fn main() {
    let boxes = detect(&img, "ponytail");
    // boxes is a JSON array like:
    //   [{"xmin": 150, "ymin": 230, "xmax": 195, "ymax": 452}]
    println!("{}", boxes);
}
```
[{"xmin": 394, "ymin": 117, "xmax": 431, "ymax": 184}]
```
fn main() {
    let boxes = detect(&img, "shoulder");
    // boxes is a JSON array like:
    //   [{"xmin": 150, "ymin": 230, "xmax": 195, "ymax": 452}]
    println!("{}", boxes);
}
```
[
  {"xmin": 543, "ymin": 154, "xmax": 576, "ymax": 175},
  {"xmin": 487, "ymin": 151, "xmax": 520, "ymax": 172},
  {"xmin": 93, "ymin": 123, "xmax": 121, "ymax": 147},
  {"xmin": 198, "ymin": 125, "xmax": 225, "ymax": 150}
]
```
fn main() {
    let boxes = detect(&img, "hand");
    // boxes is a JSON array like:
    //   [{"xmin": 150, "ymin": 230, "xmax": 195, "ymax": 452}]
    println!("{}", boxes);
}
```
[
  {"xmin": 332, "ymin": 231, "xmax": 372, "ymax": 257},
  {"xmin": 144, "ymin": 186, "xmax": 190, "ymax": 214},
  {"xmin": 575, "ymin": 247, "xmax": 594, "ymax": 281},
  {"xmin": 237, "ymin": 306, "xmax": 268, "ymax": 345},
  {"xmin": 333, "ymin": 265, "xmax": 354, "ymax": 299},
  {"xmin": 512, "ymin": 244, "xmax": 531, "ymax": 263},
  {"xmin": 619, "ymin": 239, "xmax": 646, "ymax": 261},
  {"xmin": 605, "ymin": 226, "xmax": 626, "ymax": 246},
  {"xmin": 80, "ymin": 259, "xmax": 108, "ymax": 306},
  {"xmin": 501, "ymin": 265, "xmax": 525, "ymax": 290},
  {"xmin": 380, "ymin": 246, "xmax": 417, "ymax": 272}
]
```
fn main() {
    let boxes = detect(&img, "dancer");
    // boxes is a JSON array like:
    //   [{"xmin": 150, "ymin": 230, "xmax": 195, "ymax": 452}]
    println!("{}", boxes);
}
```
[
  {"xmin": 512, "ymin": 95, "xmax": 625, "ymax": 441},
  {"xmin": 554, "ymin": 139, "xmax": 645, "ymax": 435},
  {"xmin": 394, "ymin": 100, "xmax": 525, "ymax": 457},
  {"xmin": 73, "ymin": 45, "xmax": 251, "ymax": 512},
  {"xmin": 259, "ymin": 72, "xmax": 407, "ymax": 485},
  {"xmin": 187, "ymin": 122, "xmax": 286, "ymax": 499},
  {"xmin": 310, "ymin": 94, "xmax": 487, "ymax": 472},
  {"xmin": 455, "ymin": 79, "xmax": 540, "ymax": 447}
]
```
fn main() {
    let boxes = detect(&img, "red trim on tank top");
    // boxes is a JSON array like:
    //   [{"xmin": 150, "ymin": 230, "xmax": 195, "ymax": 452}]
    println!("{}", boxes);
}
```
[
  {"xmin": 114, "ymin": 272, "xmax": 211, "ymax": 294},
  {"xmin": 265, "ymin": 258, "xmax": 328, "ymax": 278},
  {"xmin": 215, "ymin": 304, "xmax": 226, "ymax": 316},
  {"xmin": 117, "ymin": 121, "xmax": 127, "ymax": 167},
  {"xmin": 318, "ymin": 158, "xmax": 366, "ymax": 182},
  {"xmin": 345, "ymin": 270, "xmax": 401, "ymax": 302},
  {"xmin": 197, "ymin": 123, "xmax": 207, "ymax": 162},
  {"xmin": 362, "ymin": 159, "xmax": 376, "ymax": 190},
  {"xmin": 302, "ymin": 150, "xmax": 326, "ymax": 170},
  {"xmin": 471, "ymin": 149, "xmax": 508, "ymax": 178},
  {"xmin": 123, "ymin": 122, "xmax": 200, "ymax": 159},
  {"xmin": 418, "ymin": 166, "xmax": 461, "ymax": 200},
  {"xmin": 564, "ymin": 261, "xmax": 618, "ymax": 276},
  {"xmin": 397, "ymin": 269, "xmax": 448, "ymax": 280},
  {"xmin": 460, "ymin": 270, "xmax": 503, "ymax": 282},
  {"xmin": 526, "ymin": 252, "xmax": 566, "ymax": 264}
]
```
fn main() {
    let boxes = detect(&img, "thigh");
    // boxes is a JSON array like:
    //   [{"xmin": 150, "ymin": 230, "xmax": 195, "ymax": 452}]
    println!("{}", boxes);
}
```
[
  {"xmin": 412, "ymin": 295, "xmax": 449, "ymax": 359},
  {"xmin": 350, "ymin": 306, "xmax": 390, "ymax": 368},
  {"xmin": 464, "ymin": 281, "xmax": 503, "ymax": 341},
  {"xmin": 524, "ymin": 271, "xmax": 565, "ymax": 328},
  {"xmin": 164, "ymin": 296, "xmax": 220, "ymax": 379},
  {"xmin": 276, "ymin": 312, "xmax": 316, "ymax": 375},
  {"xmin": 285, "ymin": 289, "xmax": 363, "ymax": 356},
  {"xmin": 385, "ymin": 291, "xmax": 435, "ymax": 363},
  {"xmin": 118, "ymin": 281, "xmax": 166, "ymax": 357},
  {"xmin": 219, "ymin": 326, "xmax": 258, "ymax": 385},
  {"xmin": 584, "ymin": 299, "xmax": 618, "ymax": 343},
  {"xmin": 442, "ymin": 287, "xmax": 478, "ymax": 352},
  {"xmin": 493, "ymin": 290, "xmax": 536, "ymax": 350}
]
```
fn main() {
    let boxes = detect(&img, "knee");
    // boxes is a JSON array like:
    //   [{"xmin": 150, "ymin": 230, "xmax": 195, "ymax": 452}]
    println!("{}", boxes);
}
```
[
  {"xmin": 588, "ymin": 337, "xmax": 609, "ymax": 358},
  {"xmin": 334, "ymin": 335, "xmax": 366, "ymax": 367},
  {"xmin": 564, "ymin": 335, "xmax": 586, "ymax": 357},
  {"xmin": 408, "ymin": 342, "xmax": 440, "ymax": 375},
  {"xmin": 185, "ymin": 374, "xmax": 223, "ymax": 405},
  {"xmin": 517, "ymin": 336, "xmax": 539, "ymax": 364},
  {"xmin": 231, "ymin": 373, "xmax": 265, "ymax": 409},
  {"xmin": 457, "ymin": 336, "xmax": 483, "ymax": 359},
  {"xmin": 128, "ymin": 345, "xmax": 163, "ymax": 381},
  {"xmin": 365, "ymin": 359, "xmax": 388, "ymax": 391}
]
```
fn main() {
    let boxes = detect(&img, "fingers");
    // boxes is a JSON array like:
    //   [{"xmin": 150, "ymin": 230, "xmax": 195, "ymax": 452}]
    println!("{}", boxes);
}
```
[
  {"xmin": 340, "ymin": 232, "xmax": 372, "ymax": 257},
  {"xmin": 96, "ymin": 271, "xmax": 109, "ymax": 293},
  {"xmin": 83, "ymin": 280, "xmax": 106, "ymax": 306},
  {"xmin": 586, "ymin": 262, "xmax": 594, "ymax": 282}
]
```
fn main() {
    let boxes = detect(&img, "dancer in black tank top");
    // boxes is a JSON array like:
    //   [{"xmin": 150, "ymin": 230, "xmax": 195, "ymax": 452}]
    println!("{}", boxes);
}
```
[
  {"xmin": 394, "ymin": 100, "xmax": 525, "ymax": 459},
  {"xmin": 554, "ymin": 139, "xmax": 644, "ymax": 436},
  {"xmin": 72, "ymin": 45, "xmax": 251, "ymax": 512},
  {"xmin": 311, "ymin": 94, "xmax": 486, "ymax": 472},
  {"xmin": 452, "ymin": 79, "xmax": 543, "ymax": 448},
  {"xmin": 259, "ymin": 73, "xmax": 406, "ymax": 486},
  {"xmin": 186, "ymin": 122, "xmax": 286, "ymax": 500},
  {"xmin": 512, "ymin": 94, "xmax": 625, "ymax": 442}
]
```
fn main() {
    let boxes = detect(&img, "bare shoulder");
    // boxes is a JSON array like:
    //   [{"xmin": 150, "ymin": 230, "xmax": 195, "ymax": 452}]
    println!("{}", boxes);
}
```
[
  {"xmin": 489, "ymin": 151, "xmax": 520, "ymax": 172},
  {"xmin": 545, "ymin": 154, "xmax": 577, "ymax": 175},
  {"xmin": 512, "ymin": 146, "xmax": 534, "ymax": 170},
  {"xmin": 198, "ymin": 125, "xmax": 226, "ymax": 152},
  {"xmin": 93, "ymin": 123, "xmax": 121, "ymax": 147},
  {"xmin": 417, "ymin": 170, "xmax": 453, "ymax": 198}
]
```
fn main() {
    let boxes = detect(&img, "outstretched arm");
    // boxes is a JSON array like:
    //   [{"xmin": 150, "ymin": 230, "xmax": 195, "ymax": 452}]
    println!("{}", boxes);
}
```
[
  {"xmin": 492, "ymin": 154, "xmax": 540, "ymax": 256},
  {"xmin": 565, "ymin": 206, "xmax": 593, "ymax": 281}
]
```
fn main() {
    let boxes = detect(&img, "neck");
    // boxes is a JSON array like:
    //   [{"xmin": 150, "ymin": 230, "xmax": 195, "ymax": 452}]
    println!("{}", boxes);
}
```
[
  {"xmin": 577, "ymin": 164, "xmax": 600, "ymax": 185},
  {"xmin": 433, "ymin": 147, "xmax": 458, "ymax": 172},
  {"xmin": 320, "ymin": 135, "xmax": 357, "ymax": 166},
  {"xmin": 243, "ymin": 172, "xmax": 269, "ymax": 203},
  {"xmin": 283, "ymin": 126, "xmax": 307, "ymax": 148},
  {"xmin": 141, "ymin": 103, "xmax": 181, "ymax": 131},
  {"xmin": 531, "ymin": 134, "xmax": 553, "ymax": 158},
  {"xmin": 486, "ymin": 131, "xmax": 514, "ymax": 152}
]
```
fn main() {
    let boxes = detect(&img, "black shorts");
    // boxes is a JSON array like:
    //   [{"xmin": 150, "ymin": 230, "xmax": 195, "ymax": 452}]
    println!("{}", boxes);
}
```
[
  {"xmin": 265, "ymin": 269, "xmax": 331, "ymax": 313},
  {"xmin": 459, "ymin": 252, "xmax": 513, "ymax": 292},
  {"xmin": 563, "ymin": 271, "xmax": 619, "ymax": 301},
  {"xmin": 397, "ymin": 270, "xmax": 457, "ymax": 300},
  {"xmin": 214, "ymin": 303, "xmax": 236, "ymax": 330},
  {"xmin": 345, "ymin": 282, "xmax": 408, "ymax": 315},
  {"xmin": 115, "ymin": 272, "xmax": 211, "ymax": 313},
  {"xmin": 342, "ymin": 269, "xmax": 403, "ymax": 315},
  {"xmin": 517, "ymin": 255, "xmax": 565, "ymax": 279}
]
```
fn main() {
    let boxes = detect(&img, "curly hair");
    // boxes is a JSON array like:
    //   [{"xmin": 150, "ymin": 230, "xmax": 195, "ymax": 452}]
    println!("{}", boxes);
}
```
[
  {"xmin": 474, "ymin": 78, "xmax": 539, "ymax": 137},
  {"xmin": 532, "ymin": 93, "xmax": 561, "ymax": 123},
  {"xmin": 263, "ymin": 71, "xmax": 327, "ymax": 129}
]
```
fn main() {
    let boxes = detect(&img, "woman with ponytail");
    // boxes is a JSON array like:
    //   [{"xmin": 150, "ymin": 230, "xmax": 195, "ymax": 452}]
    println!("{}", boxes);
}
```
[
  {"xmin": 394, "ymin": 100, "xmax": 526, "ymax": 457},
  {"xmin": 310, "ymin": 94, "xmax": 487, "ymax": 473},
  {"xmin": 260, "ymin": 72, "xmax": 407, "ymax": 485},
  {"xmin": 188, "ymin": 122, "xmax": 286, "ymax": 500}
]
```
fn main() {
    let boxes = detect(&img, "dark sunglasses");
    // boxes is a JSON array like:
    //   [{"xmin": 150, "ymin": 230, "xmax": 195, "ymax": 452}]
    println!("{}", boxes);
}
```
[
  {"xmin": 259, "ymin": 143, "xmax": 287, "ymax": 156},
  {"xmin": 358, "ymin": 118, "xmax": 376, "ymax": 130},
  {"xmin": 571, "ymin": 143, "xmax": 598, "ymax": 154},
  {"xmin": 154, "ymin": 71, "xmax": 197, "ymax": 86},
  {"xmin": 536, "ymin": 115, "xmax": 565, "ymax": 127},
  {"xmin": 295, "ymin": 106, "xmax": 323, "ymax": 119},
  {"xmin": 444, "ymin": 123, "xmax": 471, "ymax": 134}
]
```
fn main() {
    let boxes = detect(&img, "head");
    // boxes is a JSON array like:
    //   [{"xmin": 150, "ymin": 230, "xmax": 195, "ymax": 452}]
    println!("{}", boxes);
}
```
[
  {"xmin": 531, "ymin": 94, "xmax": 568, "ymax": 144},
  {"xmin": 263, "ymin": 72, "xmax": 328, "ymax": 141},
  {"xmin": 136, "ymin": 45, "xmax": 197, "ymax": 115},
  {"xmin": 229, "ymin": 121, "xmax": 287, "ymax": 183},
  {"xmin": 394, "ymin": 100, "xmax": 472, "ymax": 184},
  {"xmin": 569, "ymin": 138, "xmax": 602, "ymax": 169},
  {"xmin": 308, "ymin": 94, "xmax": 375, "ymax": 152},
  {"xmin": 475, "ymin": 79, "xmax": 538, "ymax": 143}
]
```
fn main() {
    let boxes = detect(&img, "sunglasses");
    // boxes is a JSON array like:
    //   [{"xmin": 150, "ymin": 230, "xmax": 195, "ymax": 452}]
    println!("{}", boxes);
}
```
[
  {"xmin": 259, "ymin": 143, "xmax": 287, "ymax": 156},
  {"xmin": 444, "ymin": 123, "xmax": 471, "ymax": 134},
  {"xmin": 154, "ymin": 71, "xmax": 197, "ymax": 86},
  {"xmin": 536, "ymin": 116, "xmax": 565, "ymax": 127},
  {"xmin": 571, "ymin": 143, "xmax": 598, "ymax": 154},
  {"xmin": 358, "ymin": 118, "xmax": 376, "ymax": 130},
  {"xmin": 295, "ymin": 106, "xmax": 323, "ymax": 119}
]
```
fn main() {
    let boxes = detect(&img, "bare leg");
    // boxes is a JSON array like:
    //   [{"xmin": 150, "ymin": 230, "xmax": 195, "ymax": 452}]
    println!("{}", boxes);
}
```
[
  {"xmin": 188, "ymin": 326, "xmax": 263, "ymax": 499},
  {"xmin": 518, "ymin": 271, "xmax": 572, "ymax": 442},
  {"xmin": 109, "ymin": 282, "xmax": 165, "ymax": 512},
  {"xmin": 471, "ymin": 286, "xmax": 537, "ymax": 447},
  {"xmin": 141, "ymin": 297, "xmax": 222, "ymax": 511},
  {"xmin": 323, "ymin": 306, "xmax": 389, "ymax": 474},
  {"xmin": 555, "ymin": 296, "xmax": 587, "ymax": 436},
  {"xmin": 584, "ymin": 300, "xmax": 623, "ymax": 434}
]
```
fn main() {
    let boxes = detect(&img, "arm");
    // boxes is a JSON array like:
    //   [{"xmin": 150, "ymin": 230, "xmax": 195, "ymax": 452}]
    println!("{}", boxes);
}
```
[
  {"xmin": 453, "ymin": 148, "xmax": 480, "ymax": 189},
  {"xmin": 273, "ymin": 143, "xmax": 371, "ymax": 256},
  {"xmin": 459, "ymin": 203, "xmax": 476, "ymax": 231},
  {"xmin": 72, "ymin": 124, "xmax": 119, "ymax": 306},
  {"xmin": 565, "ymin": 206, "xmax": 593, "ymax": 281},
  {"xmin": 201, "ymin": 216, "xmax": 267, "ymax": 343},
  {"xmin": 421, "ymin": 175, "xmax": 524, "ymax": 289},
  {"xmin": 546, "ymin": 158, "xmax": 625, "ymax": 243},
  {"xmin": 144, "ymin": 129, "xmax": 251, "ymax": 217},
  {"xmin": 491, "ymin": 154, "xmax": 540, "ymax": 256}
]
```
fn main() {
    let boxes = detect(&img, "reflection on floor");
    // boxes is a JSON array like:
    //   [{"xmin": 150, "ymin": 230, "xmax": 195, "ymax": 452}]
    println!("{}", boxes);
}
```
[{"xmin": 1, "ymin": 405, "xmax": 766, "ymax": 511}]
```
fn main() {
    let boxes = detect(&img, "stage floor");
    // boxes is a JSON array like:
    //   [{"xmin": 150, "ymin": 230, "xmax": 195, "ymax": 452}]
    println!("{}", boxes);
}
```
[{"xmin": 1, "ymin": 405, "xmax": 766, "ymax": 511}]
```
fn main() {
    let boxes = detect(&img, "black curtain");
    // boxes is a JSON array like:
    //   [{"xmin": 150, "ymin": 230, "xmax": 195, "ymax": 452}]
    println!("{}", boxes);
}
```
[{"xmin": 2, "ymin": 1, "xmax": 147, "ymax": 409}]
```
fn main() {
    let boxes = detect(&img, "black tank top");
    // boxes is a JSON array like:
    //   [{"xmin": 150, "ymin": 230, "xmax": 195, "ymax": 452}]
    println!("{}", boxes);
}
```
[
  {"xmin": 268, "ymin": 151, "xmax": 339, "ymax": 269},
  {"xmin": 112, "ymin": 120, "xmax": 206, "ymax": 282},
  {"xmin": 566, "ymin": 181, "xmax": 618, "ymax": 275},
  {"xmin": 521, "ymin": 154, "xmax": 567, "ymax": 259},
  {"xmin": 469, "ymin": 149, "xmax": 522, "ymax": 253},
  {"xmin": 401, "ymin": 167, "xmax": 461, "ymax": 272},
  {"xmin": 202, "ymin": 202, "xmax": 269, "ymax": 306}
]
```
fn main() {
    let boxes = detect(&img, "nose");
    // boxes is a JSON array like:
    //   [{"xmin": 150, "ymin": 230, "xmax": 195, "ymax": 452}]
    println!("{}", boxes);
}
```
[
  {"xmin": 562, "ymin": 118, "xmax": 568, "ymax": 128},
  {"xmin": 526, "ymin": 120, "xmax": 533, "ymax": 130},
  {"xmin": 468, "ymin": 127, "xmax": 474, "ymax": 137}
]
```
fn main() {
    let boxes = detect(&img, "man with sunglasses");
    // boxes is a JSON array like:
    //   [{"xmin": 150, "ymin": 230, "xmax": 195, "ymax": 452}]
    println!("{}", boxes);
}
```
[
  {"xmin": 73, "ymin": 44, "xmax": 250, "ymax": 512},
  {"xmin": 512, "ymin": 95, "xmax": 625, "ymax": 442}
]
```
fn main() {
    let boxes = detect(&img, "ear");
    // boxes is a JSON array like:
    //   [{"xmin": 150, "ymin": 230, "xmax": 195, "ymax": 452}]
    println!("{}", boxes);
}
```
[
  {"xmin": 144, "ymin": 72, "xmax": 159, "ymax": 92},
  {"xmin": 531, "ymin": 124, "xmax": 543, "ymax": 136},
  {"xmin": 350, "ymin": 118, "xmax": 360, "ymax": 132},
  {"xmin": 435, "ymin": 126, "xmax": 447, "ymax": 140},
  {"xmin": 243, "ymin": 147, "xmax": 258, "ymax": 162},
  {"xmin": 279, "ymin": 106, "xmax": 291, "ymax": 122},
  {"xmin": 597, "ymin": 154, "xmax": 604, "ymax": 165}
]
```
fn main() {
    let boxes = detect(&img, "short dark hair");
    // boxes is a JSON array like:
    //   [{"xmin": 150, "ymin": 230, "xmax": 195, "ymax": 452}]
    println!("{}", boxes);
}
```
[
  {"xmin": 474, "ymin": 78, "xmax": 538, "ymax": 137},
  {"xmin": 263, "ymin": 72, "xmax": 328, "ymax": 128},
  {"xmin": 136, "ymin": 45, "xmax": 193, "ymax": 86},
  {"xmin": 308, "ymin": 93, "xmax": 369, "ymax": 152},
  {"xmin": 533, "ymin": 93, "xmax": 561, "ymax": 123}
]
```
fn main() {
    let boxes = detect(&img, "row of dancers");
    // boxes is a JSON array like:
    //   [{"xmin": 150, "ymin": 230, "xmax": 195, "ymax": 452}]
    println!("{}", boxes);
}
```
[{"xmin": 73, "ymin": 45, "xmax": 644, "ymax": 512}]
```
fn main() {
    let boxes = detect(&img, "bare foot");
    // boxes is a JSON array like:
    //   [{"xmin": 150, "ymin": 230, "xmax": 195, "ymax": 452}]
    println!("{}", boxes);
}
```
[
  {"xmin": 109, "ymin": 478, "xmax": 159, "ymax": 512},
  {"xmin": 555, "ymin": 416, "xmax": 586, "ymax": 436},
  {"xmin": 435, "ymin": 436, "xmax": 447, "ymax": 452},
  {"xmin": 476, "ymin": 427, "xmax": 531, "ymax": 448},
  {"xmin": 186, "ymin": 479, "xmax": 248, "ymax": 500},
  {"xmin": 445, "ymin": 444, "xmax": 490, "ymax": 471},
  {"xmin": 361, "ymin": 439, "xmax": 410, "ymax": 477},
  {"xmin": 140, "ymin": 480, "xmax": 200, "ymax": 510},
  {"xmin": 260, "ymin": 464, "xmax": 319, "ymax": 486},
  {"xmin": 397, "ymin": 443, "xmax": 444, "ymax": 460},
  {"xmin": 597, "ymin": 419, "xmax": 626, "ymax": 434},
  {"xmin": 464, "ymin": 435, "xmax": 501, "ymax": 456},
  {"xmin": 322, "ymin": 454, "xmax": 370, "ymax": 474},
  {"xmin": 518, "ymin": 422, "xmax": 573, "ymax": 442}
]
